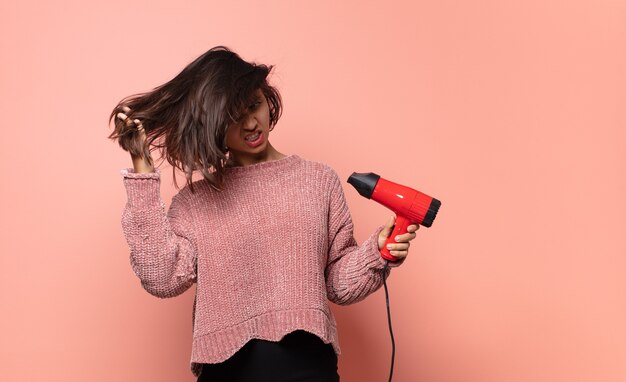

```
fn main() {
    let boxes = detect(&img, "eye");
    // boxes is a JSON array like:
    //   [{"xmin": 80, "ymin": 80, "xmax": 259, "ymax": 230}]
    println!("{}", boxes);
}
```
[{"xmin": 249, "ymin": 100, "xmax": 261, "ymax": 110}]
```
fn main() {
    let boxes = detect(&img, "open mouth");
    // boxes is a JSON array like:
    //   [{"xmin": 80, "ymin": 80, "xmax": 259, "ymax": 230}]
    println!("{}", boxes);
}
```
[
  {"xmin": 243, "ymin": 131, "xmax": 264, "ymax": 148},
  {"xmin": 245, "ymin": 132, "xmax": 261, "ymax": 141}
]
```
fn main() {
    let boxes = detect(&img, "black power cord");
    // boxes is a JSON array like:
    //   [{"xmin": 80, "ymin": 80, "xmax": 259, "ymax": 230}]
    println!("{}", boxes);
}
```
[{"xmin": 382, "ymin": 260, "xmax": 395, "ymax": 382}]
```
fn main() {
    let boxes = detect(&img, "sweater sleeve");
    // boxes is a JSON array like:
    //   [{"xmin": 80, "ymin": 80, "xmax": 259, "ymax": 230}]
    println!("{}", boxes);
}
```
[
  {"xmin": 324, "ymin": 168, "xmax": 405, "ymax": 306},
  {"xmin": 120, "ymin": 168, "xmax": 197, "ymax": 298}
]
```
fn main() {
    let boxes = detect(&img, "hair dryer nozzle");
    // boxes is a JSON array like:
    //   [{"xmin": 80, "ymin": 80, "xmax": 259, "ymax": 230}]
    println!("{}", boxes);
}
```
[
  {"xmin": 347, "ymin": 172, "xmax": 381, "ymax": 199},
  {"xmin": 422, "ymin": 198, "xmax": 441, "ymax": 227}
]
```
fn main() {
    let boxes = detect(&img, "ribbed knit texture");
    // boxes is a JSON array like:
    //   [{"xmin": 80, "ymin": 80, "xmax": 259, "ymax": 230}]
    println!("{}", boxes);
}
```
[{"xmin": 119, "ymin": 154, "xmax": 402, "ymax": 377}]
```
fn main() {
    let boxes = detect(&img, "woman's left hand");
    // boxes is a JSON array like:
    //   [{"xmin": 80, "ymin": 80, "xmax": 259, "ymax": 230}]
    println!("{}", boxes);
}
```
[{"xmin": 377, "ymin": 215, "xmax": 420, "ymax": 260}]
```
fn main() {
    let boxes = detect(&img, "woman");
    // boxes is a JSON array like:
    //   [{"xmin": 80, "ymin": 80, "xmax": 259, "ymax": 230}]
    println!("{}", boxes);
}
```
[{"xmin": 109, "ymin": 46, "xmax": 418, "ymax": 382}]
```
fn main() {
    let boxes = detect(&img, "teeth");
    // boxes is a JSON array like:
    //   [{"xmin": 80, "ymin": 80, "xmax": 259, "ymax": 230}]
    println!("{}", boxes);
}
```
[{"xmin": 245, "ymin": 132, "xmax": 260, "ymax": 141}]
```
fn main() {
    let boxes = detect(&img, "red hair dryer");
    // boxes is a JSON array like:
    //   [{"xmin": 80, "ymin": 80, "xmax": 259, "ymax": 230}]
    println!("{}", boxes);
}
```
[{"xmin": 348, "ymin": 172, "xmax": 441, "ymax": 261}]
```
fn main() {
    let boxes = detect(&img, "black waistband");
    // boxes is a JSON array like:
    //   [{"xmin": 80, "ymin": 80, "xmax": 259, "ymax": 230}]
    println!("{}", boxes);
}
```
[{"xmin": 197, "ymin": 330, "xmax": 338, "ymax": 382}]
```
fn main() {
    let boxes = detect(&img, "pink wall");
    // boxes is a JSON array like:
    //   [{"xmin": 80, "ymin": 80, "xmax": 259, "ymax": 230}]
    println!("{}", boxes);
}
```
[{"xmin": 1, "ymin": 0, "xmax": 625, "ymax": 381}]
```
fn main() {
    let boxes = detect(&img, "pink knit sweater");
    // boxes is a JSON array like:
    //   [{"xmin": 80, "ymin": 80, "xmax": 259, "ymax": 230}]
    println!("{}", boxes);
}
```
[{"xmin": 120, "ymin": 154, "xmax": 401, "ymax": 377}]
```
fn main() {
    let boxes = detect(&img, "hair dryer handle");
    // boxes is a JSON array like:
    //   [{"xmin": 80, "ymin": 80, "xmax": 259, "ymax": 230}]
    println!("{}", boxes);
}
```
[{"xmin": 380, "ymin": 215, "xmax": 413, "ymax": 262}]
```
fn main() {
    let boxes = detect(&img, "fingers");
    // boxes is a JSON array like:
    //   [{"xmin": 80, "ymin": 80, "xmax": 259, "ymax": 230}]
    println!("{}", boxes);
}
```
[
  {"xmin": 379, "ymin": 218, "xmax": 421, "ymax": 244},
  {"xmin": 378, "ymin": 217, "xmax": 421, "ymax": 258},
  {"xmin": 391, "ymin": 224, "xmax": 419, "ymax": 243},
  {"xmin": 394, "ymin": 232, "xmax": 417, "ymax": 243},
  {"xmin": 388, "ymin": 223, "xmax": 418, "ymax": 259},
  {"xmin": 386, "ymin": 241, "xmax": 410, "ymax": 259},
  {"xmin": 116, "ymin": 112, "xmax": 132, "ymax": 125},
  {"xmin": 407, "ymin": 224, "xmax": 420, "ymax": 233},
  {"xmin": 386, "ymin": 242, "xmax": 410, "ymax": 251},
  {"xmin": 116, "ymin": 110, "xmax": 144, "ymax": 132},
  {"xmin": 133, "ymin": 119, "xmax": 145, "ymax": 131},
  {"xmin": 387, "ymin": 245, "xmax": 409, "ymax": 259}
]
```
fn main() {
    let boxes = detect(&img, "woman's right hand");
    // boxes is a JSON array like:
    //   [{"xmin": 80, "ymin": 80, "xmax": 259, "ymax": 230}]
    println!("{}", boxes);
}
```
[{"xmin": 116, "ymin": 106, "xmax": 155, "ymax": 173}]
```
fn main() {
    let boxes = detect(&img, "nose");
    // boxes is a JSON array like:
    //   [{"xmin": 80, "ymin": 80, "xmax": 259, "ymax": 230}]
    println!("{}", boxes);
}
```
[{"xmin": 241, "ymin": 113, "xmax": 257, "ymax": 131}]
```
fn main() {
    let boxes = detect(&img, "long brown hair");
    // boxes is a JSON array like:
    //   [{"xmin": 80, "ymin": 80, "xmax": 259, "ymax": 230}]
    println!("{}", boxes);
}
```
[{"xmin": 108, "ymin": 46, "xmax": 282, "ymax": 192}]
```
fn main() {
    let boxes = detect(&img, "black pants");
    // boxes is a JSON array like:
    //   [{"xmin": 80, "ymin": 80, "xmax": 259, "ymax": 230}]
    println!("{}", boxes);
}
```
[{"xmin": 196, "ymin": 330, "xmax": 340, "ymax": 382}]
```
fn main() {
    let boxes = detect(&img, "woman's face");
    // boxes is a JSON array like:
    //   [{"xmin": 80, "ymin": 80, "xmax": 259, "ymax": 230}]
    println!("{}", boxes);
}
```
[{"xmin": 225, "ymin": 88, "xmax": 272, "ymax": 163}]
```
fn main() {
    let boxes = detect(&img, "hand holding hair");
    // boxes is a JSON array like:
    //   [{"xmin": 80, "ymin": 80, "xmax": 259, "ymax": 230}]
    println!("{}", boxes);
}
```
[{"xmin": 116, "ymin": 106, "xmax": 155, "ymax": 173}]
